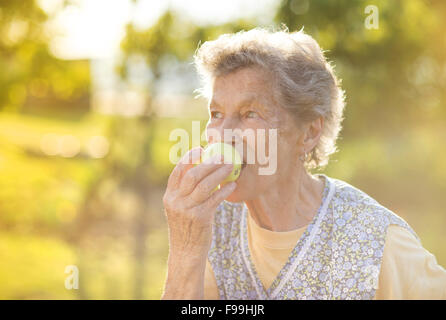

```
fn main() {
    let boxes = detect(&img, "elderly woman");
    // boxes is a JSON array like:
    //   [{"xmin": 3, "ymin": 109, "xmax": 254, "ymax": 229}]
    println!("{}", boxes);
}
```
[{"xmin": 161, "ymin": 28, "xmax": 446, "ymax": 300}]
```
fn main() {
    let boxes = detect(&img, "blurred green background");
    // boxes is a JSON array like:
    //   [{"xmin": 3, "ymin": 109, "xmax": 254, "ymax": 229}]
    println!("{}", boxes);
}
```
[{"xmin": 0, "ymin": 0, "xmax": 445, "ymax": 299}]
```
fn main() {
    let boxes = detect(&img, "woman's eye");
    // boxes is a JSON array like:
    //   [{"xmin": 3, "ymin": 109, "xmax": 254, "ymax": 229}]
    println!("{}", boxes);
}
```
[
  {"xmin": 211, "ymin": 111, "xmax": 223, "ymax": 119},
  {"xmin": 245, "ymin": 111, "xmax": 259, "ymax": 119}
]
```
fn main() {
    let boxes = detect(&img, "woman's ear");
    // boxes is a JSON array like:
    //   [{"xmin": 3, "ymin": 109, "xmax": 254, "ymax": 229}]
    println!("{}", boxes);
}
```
[{"xmin": 303, "ymin": 116, "xmax": 323, "ymax": 149}]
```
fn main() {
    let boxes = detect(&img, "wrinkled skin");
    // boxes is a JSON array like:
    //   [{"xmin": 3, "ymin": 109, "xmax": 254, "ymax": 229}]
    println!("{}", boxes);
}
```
[{"xmin": 162, "ymin": 66, "xmax": 324, "ymax": 299}]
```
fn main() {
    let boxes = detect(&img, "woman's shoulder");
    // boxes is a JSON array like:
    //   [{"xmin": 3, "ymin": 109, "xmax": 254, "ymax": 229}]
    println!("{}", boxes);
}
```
[
  {"xmin": 326, "ymin": 175, "xmax": 420, "ymax": 241},
  {"xmin": 327, "ymin": 175, "xmax": 383, "ymax": 207},
  {"xmin": 376, "ymin": 224, "xmax": 446, "ymax": 299}
]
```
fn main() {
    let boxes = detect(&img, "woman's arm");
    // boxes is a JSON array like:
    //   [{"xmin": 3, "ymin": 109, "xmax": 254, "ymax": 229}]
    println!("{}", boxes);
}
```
[
  {"xmin": 161, "ymin": 147, "xmax": 236, "ymax": 300},
  {"xmin": 375, "ymin": 225, "xmax": 446, "ymax": 299},
  {"xmin": 162, "ymin": 250, "xmax": 208, "ymax": 299}
]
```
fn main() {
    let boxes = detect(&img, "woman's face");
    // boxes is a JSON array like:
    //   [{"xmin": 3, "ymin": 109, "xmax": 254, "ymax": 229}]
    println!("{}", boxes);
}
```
[{"xmin": 206, "ymin": 66, "xmax": 304, "ymax": 202}]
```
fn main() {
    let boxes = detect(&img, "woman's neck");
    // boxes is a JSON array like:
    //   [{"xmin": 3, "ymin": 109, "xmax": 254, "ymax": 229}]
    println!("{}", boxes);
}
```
[{"xmin": 244, "ymin": 168, "xmax": 325, "ymax": 232}]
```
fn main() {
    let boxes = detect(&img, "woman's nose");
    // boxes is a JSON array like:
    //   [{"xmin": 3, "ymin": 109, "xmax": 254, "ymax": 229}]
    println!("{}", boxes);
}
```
[
  {"xmin": 222, "ymin": 117, "xmax": 244, "ymax": 144},
  {"xmin": 222, "ymin": 115, "xmax": 240, "ymax": 130}
]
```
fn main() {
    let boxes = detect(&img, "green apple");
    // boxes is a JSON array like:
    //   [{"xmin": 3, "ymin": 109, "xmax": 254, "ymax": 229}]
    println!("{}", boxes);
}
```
[{"xmin": 200, "ymin": 142, "xmax": 242, "ymax": 188}]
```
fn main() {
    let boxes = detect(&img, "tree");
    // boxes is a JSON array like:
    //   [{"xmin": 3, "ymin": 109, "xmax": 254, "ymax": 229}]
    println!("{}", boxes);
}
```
[
  {"xmin": 274, "ymin": 0, "xmax": 446, "ymax": 134},
  {"xmin": 0, "ymin": 0, "xmax": 90, "ymax": 116}
]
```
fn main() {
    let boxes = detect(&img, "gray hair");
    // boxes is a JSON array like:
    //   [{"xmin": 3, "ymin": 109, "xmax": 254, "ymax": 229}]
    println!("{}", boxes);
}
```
[{"xmin": 193, "ymin": 26, "xmax": 345, "ymax": 170}]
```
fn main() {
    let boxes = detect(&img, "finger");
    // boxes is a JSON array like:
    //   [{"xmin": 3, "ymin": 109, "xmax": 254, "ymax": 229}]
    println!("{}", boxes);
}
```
[
  {"xmin": 187, "ymin": 163, "xmax": 234, "ymax": 204},
  {"xmin": 167, "ymin": 147, "xmax": 203, "ymax": 189},
  {"xmin": 179, "ymin": 154, "xmax": 225, "ymax": 196},
  {"xmin": 197, "ymin": 182, "xmax": 237, "ymax": 213}
]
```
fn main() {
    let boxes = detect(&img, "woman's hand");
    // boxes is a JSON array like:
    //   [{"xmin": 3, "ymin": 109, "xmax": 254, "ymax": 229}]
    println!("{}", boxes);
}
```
[
  {"xmin": 161, "ymin": 146, "xmax": 237, "ymax": 299},
  {"xmin": 163, "ymin": 146, "xmax": 236, "ymax": 255}
]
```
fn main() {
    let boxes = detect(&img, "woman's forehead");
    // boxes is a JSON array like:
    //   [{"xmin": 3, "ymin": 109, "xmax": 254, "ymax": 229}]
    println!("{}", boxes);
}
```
[
  {"xmin": 213, "ymin": 66, "xmax": 271, "ymax": 91},
  {"xmin": 208, "ymin": 67, "xmax": 281, "ymax": 116},
  {"xmin": 210, "ymin": 94, "xmax": 260, "ymax": 108}
]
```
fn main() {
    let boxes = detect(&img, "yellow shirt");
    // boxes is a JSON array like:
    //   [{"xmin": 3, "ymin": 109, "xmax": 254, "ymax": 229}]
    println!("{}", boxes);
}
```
[{"xmin": 204, "ymin": 211, "xmax": 446, "ymax": 299}]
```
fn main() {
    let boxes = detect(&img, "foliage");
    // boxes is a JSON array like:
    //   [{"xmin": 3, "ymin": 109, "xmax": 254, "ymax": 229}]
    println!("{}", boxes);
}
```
[
  {"xmin": 0, "ymin": 0, "xmax": 445, "ymax": 299},
  {"xmin": 0, "ymin": 0, "xmax": 90, "ymax": 115}
]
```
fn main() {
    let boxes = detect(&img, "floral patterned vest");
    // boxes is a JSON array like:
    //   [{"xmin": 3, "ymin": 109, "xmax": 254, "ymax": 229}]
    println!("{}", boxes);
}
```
[{"xmin": 208, "ymin": 173, "xmax": 419, "ymax": 300}]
